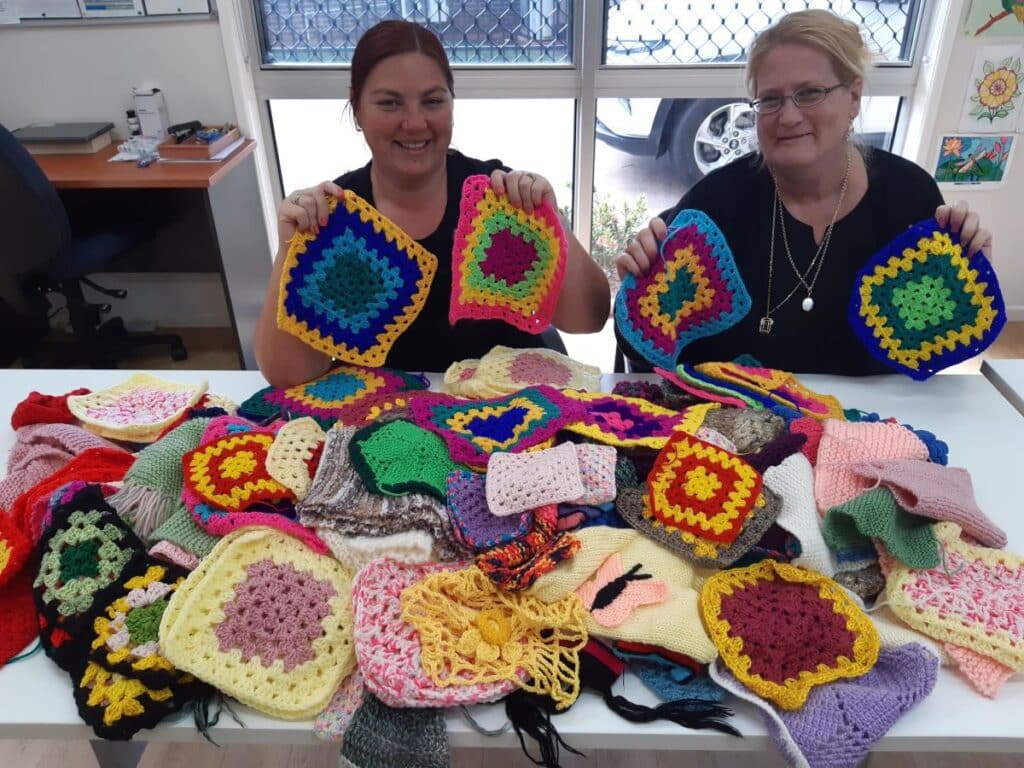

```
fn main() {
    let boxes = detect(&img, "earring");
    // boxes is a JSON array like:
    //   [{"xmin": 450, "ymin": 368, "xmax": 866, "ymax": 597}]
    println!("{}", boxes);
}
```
[{"xmin": 354, "ymin": 123, "xmax": 362, "ymax": 133}]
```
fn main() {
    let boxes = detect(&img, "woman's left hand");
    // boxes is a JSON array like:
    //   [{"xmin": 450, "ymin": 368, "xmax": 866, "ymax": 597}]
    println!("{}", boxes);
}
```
[
  {"xmin": 936, "ymin": 200, "xmax": 993, "ymax": 260},
  {"xmin": 490, "ymin": 169, "xmax": 556, "ymax": 214}
]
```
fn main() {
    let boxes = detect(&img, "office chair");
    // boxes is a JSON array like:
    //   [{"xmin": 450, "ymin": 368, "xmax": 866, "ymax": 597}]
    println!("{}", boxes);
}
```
[{"xmin": 0, "ymin": 123, "xmax": 186, "ymax": 368}]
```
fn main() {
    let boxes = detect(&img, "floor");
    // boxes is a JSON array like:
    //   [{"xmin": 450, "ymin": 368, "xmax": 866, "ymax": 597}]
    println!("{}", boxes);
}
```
[{"xmin": 3, "ymin": 324, "xmax": 1023, "ymax": 766}]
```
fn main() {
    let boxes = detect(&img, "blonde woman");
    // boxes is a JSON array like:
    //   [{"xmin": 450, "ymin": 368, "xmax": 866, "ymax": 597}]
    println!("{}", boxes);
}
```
[{"xmin": 616, "ymin": 10, "xmax": 992, "ymax": 375}]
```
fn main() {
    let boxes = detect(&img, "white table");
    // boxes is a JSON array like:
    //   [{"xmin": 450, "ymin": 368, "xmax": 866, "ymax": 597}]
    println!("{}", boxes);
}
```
[
  {"xmin": 1, "ymin": 369, "xmax": 1023, "ymax": 760},
  {"xmin": 982, "ymin": 359, "xmax": 1024, "ymax": 417}
]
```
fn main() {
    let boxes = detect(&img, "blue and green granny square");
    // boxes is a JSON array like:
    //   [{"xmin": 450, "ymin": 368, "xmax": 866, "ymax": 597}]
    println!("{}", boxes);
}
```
[{"xmin": 849, "ymin": 218, "xmax": 1005, "ymax": 380}]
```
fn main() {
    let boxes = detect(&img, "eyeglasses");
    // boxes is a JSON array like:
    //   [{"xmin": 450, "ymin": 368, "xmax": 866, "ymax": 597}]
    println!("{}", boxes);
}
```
[{"xmin": 750, "ymin": 84, "xmax": 847, "ymax": 115}]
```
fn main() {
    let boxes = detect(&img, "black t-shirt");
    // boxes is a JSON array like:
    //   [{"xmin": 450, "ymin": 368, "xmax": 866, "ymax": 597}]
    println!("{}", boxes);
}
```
[
  {"xmin": 334, "ymin": 150, "xmax": 542, "ymax": 371},
  {"xmin": 617, "ymin": 148, "xmax": 945, "ymax": 376}
]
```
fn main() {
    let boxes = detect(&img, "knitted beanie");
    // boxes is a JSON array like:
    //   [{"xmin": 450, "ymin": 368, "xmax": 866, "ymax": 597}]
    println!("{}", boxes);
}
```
[
  {"xmin": 763, "ymin": 454, "xmax": 834, "ymax": 577},
  {"xmin": 107, "ymin": 418, "xmax": 211, "ymax": 541},
  {"xmin": 850, "ymin": 459, "xmax": 1006, "ymax": 548},
  {"xmin": 833, "ymin": 563, "xmax": 886, "ymax": 602},
  {"xmin": 10, "ymin": 387, "xmax": 89, "ymax": 429},
  {"xmin": 529, "ymin": 526, "xmax": 717, "ymax": 662},
  {"xmin": 314, "ymin": 669, "xmax": 365, "ymax": 743},
  {"xmin": 813, "ymin": 420, "xmax": 928, "ymax": 513},
  {"xmin": 824, "ymin": 487, "xmax": 940, "ymax": 569},
  {"xmin": 0, "ymin": 567, "xmax": 37, "ymax": 668},
  {"xmin": 339, "ymin": 693, "xmax": 450, "ymax": 768},
  {"xmin": 710, "ymin": 643, "xmax": 938, "ymax": 768}
]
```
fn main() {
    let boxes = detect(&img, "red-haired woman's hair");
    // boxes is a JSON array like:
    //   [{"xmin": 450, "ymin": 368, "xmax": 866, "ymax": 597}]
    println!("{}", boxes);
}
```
[{"xmin": 350, "ymin": 20, "xmax": 454, "ymax": 107}]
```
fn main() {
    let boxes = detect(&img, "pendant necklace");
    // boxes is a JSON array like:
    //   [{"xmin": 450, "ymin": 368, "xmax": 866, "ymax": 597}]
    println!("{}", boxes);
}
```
[{"xmin": 759, "ymin": 146, "xmax": 852, "ymax": 335}]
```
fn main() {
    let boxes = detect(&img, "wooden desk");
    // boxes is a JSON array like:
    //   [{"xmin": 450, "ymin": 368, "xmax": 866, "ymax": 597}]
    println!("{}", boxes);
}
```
[{"xmin": 36, "ymin": 140, "xmax": 269, "ymax": 370}]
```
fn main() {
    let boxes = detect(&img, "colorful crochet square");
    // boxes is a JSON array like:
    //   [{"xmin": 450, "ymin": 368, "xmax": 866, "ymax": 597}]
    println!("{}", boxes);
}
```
[
  {"xmin": 849, "ymin": 219, "xmax": 1006, "ymax": 380},
  {"xmin": 648, "ymin": 431, "xmax": 764, "ymax": 545},
  {"xmin": 450, "ymin": 174, "xmax": 568, "ymax": 333},
  {"xmin": 884, "ymin": 522, "xmax": 1024, "ymax": 672},
  {"xmin": 159, "ymin": 527, "xmax": 355, "ymax": 720},
  {"xmin": 475, "ymin": 506, "xmax": 581, "ymax": 592},
  {"xmin": 277, "ymin": 192, "xmax": 438, "ymax": 367},
  {"xmin": 243, "ymin": 364, "xmax": 430, "ymax": 428},
  {"xmin": 443, "ymin": 346, "xmax": 601, "ymax": 398},
  {"xmin": 446, "ymin": 469, "xmax": 534, "ymax": 552},
  {"xmin": 353, "ymin": 558, "xmax": 519, "ymax": 708},
  {"xmin": 700, "ymin": 560, "xmax": 880, "ymax": 710},
  {"xmin": 560, "ymin": 390, "xmax": 709, "ymax": 450},
  {"xmin": 348, "ymin": 419, "xmax": 457, "ymax": 501},
  {"xmin": 66, "ymin": 374, "xmax": 208, "ymax": 443},
  {"xmin": 409, "ymin": 386, "xmax": 585, "ymax": 468},
  {"xmin": 615, "ymin": 209, "xmax": 751, "ymax": 369},
  {"xmin": 400, "ymin": 565, "xmax": 587, "ymax": 710},
  {"xmin": 693, "ymin": 363, "xmax": 846, "ymax": 421}
]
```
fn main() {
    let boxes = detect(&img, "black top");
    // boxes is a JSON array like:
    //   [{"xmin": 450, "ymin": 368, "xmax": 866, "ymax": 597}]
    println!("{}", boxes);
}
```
[
  {"xmin": 334, "ymin": 150, "xmax": 543, "ymax": 371},
  {"xmin": 617, "ymin": 148, "xmax": 945, "ymax": 376}
]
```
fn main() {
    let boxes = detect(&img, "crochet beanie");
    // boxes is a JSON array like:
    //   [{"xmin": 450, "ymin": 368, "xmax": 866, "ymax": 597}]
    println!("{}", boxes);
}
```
[
  {"xmin": 823, "ymin": 487, "xmax": 940, "ymax": 569},
  {"xmin": 850, "ymin": 459, "xmax": 1006, "ymax": 548},
  {"xmin": 700, "ymin": 407, "xmax": 785, "ymax": 454},
  {"xmin": 340, "ymin": 693, "xmax": 450, "ymax": 768},
  {"xmin": 763, "ymin": 454, "xmax": 834, "ymax": 577},
  {"xmin": 10, "ymin": 387, "xmax": 89, "ymax": 429},
  {"xmin": 107, "ymin": 417, "xmax": 212, "ymax": 540}
]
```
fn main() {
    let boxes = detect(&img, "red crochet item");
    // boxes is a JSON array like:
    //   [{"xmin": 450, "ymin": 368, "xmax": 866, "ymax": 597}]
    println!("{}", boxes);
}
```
[
  {"xmin": 10, "ymin": 388, "xmax": 89, "ymax": 429},
  {"xmin": 0, "ymin": 512, "xmax": 31, "ymax": 589},
  {"xmin": 0, "ymin": 568, "xmax": 37, "ymax": 667},
  {"xmin": 789, "ymin": 417, "xmax": 824, "ymax": 466},
  {"xmin": 11, "ymin": 447, "xmax": 134, "ymax": 541}
]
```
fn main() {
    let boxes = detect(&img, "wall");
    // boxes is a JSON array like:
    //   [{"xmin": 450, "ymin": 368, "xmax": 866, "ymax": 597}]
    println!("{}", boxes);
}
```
[{"xmin": 0, "ymin": 19, "xmax": 238, "ymax": 329}]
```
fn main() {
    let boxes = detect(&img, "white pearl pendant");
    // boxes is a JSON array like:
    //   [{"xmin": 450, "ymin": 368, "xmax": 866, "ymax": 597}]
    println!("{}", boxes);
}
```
[{"xmin": 801, "ymin": 296, "xmax": 814, "ymax": 312}]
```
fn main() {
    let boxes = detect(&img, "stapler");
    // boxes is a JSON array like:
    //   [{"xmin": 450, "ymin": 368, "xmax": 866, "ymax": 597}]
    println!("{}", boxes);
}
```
[{"xmin": 167, "ymin": 120, "xmax": 203, "ymax": 143}]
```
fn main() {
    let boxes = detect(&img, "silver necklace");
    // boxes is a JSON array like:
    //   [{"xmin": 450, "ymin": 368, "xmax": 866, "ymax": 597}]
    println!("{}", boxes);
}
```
[{"xmin": 759, "ymin": 147, "xmax": 852, "ymax": 335}]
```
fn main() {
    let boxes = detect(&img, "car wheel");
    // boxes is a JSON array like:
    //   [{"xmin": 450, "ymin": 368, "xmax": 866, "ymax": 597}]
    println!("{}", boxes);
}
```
[{"xmin": 667, "ymin": 99, "xmax": 758, "ymax": 186}]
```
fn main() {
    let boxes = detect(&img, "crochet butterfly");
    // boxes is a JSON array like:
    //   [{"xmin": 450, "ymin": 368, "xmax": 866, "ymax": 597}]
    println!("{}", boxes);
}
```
[
  {"xmin": 277, "ymin": 193, "xmax": 438, "ymax": 367},
  {"xmin": 450, "ymin": 174, "xmax": 567, "ymax": 333},
  {"xmin": 615, "ymin": 209, "xmax": 751, "ymax": 370},
  {"xmin": 576, "ymin": 552, "xmax": 668, "ymax": 628},
  {"xmin": 849, "ymin": 218, "xmax": 1005, "ymax": 380}
]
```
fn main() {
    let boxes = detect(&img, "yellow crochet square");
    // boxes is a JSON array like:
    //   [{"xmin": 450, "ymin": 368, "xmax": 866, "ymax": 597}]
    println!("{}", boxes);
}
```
[
  {"xmin": 442, "ymin": 346, "xmax": 602, "ymax": 399},
  {"xmin": 700, "ymin": 560, "xmax": 879, "ymax": 710},
  {"xmin": 67, "ymin": 374, "xmax": 208, "ymax": 443},
  {"xmin": 265, "ymin": 417, "xmax": 326, "ymax": 500},
  {"xmin": 159, "ymin": 526, "xmax": 354, "ymax": 720},
  {"xmin": 400, "ymin": 565, "xmax": 587, "ymax": 710},
  {"xmin": 561, "ymin": 390, "xmax": 715, "ymax": 450}
]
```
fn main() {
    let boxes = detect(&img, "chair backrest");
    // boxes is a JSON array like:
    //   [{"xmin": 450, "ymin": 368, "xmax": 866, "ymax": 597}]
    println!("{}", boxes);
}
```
[{"xmin": 0, "ymin": 123, "xmax": 72, "ymax": 362}]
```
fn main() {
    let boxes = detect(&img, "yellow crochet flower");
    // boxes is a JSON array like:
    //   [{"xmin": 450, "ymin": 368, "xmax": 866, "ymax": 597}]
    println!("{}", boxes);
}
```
[
  {"xmin": 978, "ymin": 68, "xmax": 1018, "ymax": 110},
  {"xmin": 401, "ymin": 566, "xmax": 587, "ymax": 710},
  {"xmin": 79, "ymin": 661, "xmax": 173, "ymax": 726}
]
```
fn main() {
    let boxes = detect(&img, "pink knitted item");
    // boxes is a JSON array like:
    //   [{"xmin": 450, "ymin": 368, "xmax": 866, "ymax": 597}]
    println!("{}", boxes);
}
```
[
  {"xmin": 575, "ymin": 552, "xmax": 668, "ymax": 629},
  {"xmin": 485, "ymin": 443, "xmax": 585, "ymax": 516},
  {"xmin": 314, "ymin": 669, "xmax": 366, "ymax": 742},
  {"xmin": 813, "ymin": 421, "xmax": 928, "ymax": 514},
  {"xmin": 570, "ymin": 444, "xmax": 617, "ymax": 505},
  {"xmin": 944, "ymin": 643, "xmax": 1015, "ymax": 699},
  {"xmin": 789, "ymin": 417, "xmax": 824, "ymax": 466},
  {"xmin": 352, "ymin": 558, "xmax": 518, "ymax": 708},
  {"xmin": 148, "ymin": 541, "xmax": 201, "ymax": 571},
  {"xmin": 450, "ymin": 174, "xmax": 568, "ymax": 333},
  {"xmin": 850, "ymin": 459, "xmax": 1006, "ymax": 548}
]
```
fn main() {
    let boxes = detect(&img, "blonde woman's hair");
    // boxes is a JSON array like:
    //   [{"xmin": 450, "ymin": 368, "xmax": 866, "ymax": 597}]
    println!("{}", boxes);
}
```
[{"xmin": 745, "ymin": 10, "xmax": 872, "ymax": 97}]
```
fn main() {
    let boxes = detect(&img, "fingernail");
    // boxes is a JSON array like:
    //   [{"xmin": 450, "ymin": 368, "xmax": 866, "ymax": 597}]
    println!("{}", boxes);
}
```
[{"xmin": 320, "ymin": 218, "xmax": 327, "ymax": 226}]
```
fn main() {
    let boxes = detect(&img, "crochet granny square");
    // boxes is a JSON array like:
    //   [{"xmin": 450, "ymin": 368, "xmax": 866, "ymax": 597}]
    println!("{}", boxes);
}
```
[
  {"xmin": 67, "ymin": 374, "xmax": 208, "ymax": 443},
  {"xmin": 265, "ymin": 417, "xmax": 325, "ymax": 501},
  {"xmin": 693, "ymin": 363, "xmax": 846, "ymax": 421},
  {"xmin": 849, "ymin": 218, "xmax": 1006, "ymax": 380},
  {"xmin": 450, "ymin": 174, "xmax": 568, "ymax": 333},
  {"xmin": 701, "ymin": 560, "xmax": 880, "ymax": 710},
  {"xmin": 615, "ymin": 209, "xmax": 751, "ymax": 370},
  {"xmin": 446, "ymin": 469, "xmax": 533, "ymax": 552},
  {"xmin": 485, "ymin": 442, "xmax": 585, "ymax": 516},
  {"xmin": 277, "ymin": 193, "xmax": 438, "ymax": 367},
  {"xmin": 560, "ymin": 389, "xmax": 710, "ymax": 450},
  {"xmin": 443, "ymin": 346, "xmax": 601, "ymax": 399},
  {"xmin": 160, "ymin": 526, "xmax": 355, "ymax": 719}
]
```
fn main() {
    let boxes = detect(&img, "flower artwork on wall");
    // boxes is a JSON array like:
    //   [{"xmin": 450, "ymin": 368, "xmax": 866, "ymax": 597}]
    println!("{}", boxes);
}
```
[
  {"xmin": 933, "ymin": 134, "xmax": 1015, "ymax": 188},
  {"xmin": 966, "ymin": 0, "xmax": 1024, "ymax": 37},
  {"xmin": 960, "ymin": 46, "xmax": 1023, "ymax": 131}
]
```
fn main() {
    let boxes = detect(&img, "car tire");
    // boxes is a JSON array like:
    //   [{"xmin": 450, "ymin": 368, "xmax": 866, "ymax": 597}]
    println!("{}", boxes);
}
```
[{"xmin": 666, "ymin": 98, "xmax": 757, "ymax": 187}]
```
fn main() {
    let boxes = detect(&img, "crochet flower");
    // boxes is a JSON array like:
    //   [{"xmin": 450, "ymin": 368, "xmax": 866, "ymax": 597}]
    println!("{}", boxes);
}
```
[
  {"xmin": 456, "ymin": 608, "xmax": 524, "ymax": 665},
  {"xmin": 78, "ymin": 661, "xmax": 173, "ymax": 727}
]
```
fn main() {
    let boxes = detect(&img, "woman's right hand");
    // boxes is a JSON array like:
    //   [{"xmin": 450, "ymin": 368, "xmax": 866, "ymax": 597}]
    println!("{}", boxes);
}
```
[
  {"xmin": 277, "ymin": 180, "xmax": 344, "ymax": 249},
  {"xmin": 615, "ymin": 216, "xmax": 668, "ymax": 280}
]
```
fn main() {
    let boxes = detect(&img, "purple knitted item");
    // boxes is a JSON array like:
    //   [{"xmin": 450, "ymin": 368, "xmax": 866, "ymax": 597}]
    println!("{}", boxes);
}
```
[{"xmin": 446, "ymin": 469, "xmax": 533, "ymax": 552}]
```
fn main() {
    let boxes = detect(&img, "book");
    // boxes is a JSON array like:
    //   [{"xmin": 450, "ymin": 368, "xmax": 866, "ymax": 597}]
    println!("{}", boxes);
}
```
[{"xmin": 14, "ymin": 122, "xmax": 114, "ymax": 155}]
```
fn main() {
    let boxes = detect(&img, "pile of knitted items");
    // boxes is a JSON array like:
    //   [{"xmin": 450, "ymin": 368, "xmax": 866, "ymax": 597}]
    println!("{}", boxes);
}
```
[
  {"xmin": 615, "ymin": 208, "xmax": 751, "ymax": 370},
  {"xmin": 277, "ymin": 192, "xmax": 438, "ymax": 366},
  {"xmin": 849, "ymin": 218, "xmax": 1006, "ymax": 380},
  {"xmin": 442, "ymin": 346, "xmax": 601, "ymax": 398},
  {"xmin": 238, "ymin": 364, "xmax": 429, "ymax": 428},
  {"xmin": 450, "ymin": 174, "xmax": 568, "ymax": 333},
  {"xmin": 32, "ymin": 483, "xmax": 201, "ymax": 739},
  {"xmin": 560, "ymin": 389, "xmax": 712, "ymax": 450}
]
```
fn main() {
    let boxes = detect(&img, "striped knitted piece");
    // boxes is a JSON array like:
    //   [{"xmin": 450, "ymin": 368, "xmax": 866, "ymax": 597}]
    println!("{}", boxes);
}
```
[
  {"xmin": 693, "ymin": 363, "xmax": 846, "ymax": 421},
  {"xmin": 160, "ymin": 527, "xmax": 355, "ymax": 720},
  {"xmin": 849, "ymin": 219, "xmax": 1006, "ymax": 380},
  {"xmin": 239, "ymin": 365, "xmax": 429, "ymax": 428},
  {"xmin": 446, "ymin": 469, "xmax": 533, "ymax": 552},
  {"xmin": 450, "ymin": 174, "xmax": 567, "ymax": 333},
  {"xmin": 657, "ymin": 364, "xmax": 760, "ymax": 410},
  {"xmin": 700, "ymin": 560, "xmax": 880, "ymax": 710},
  {"xmin": 475, "ymin": 506, "xmax": 580, "ymax": 592},
  {"xmin": 442, "ymin": 346, "xmax": 601, "ymax": 398},
  {"xmin": 67, "ymin": 374, "xmax": 208, "ymax": 443},
  {"xmin": 824, "ymin": 487, "xmax": 939, "ymax": 569},
  {"xmin": 277, "ymin": 192, "xmax": 438, "ymax": 367},
  {"xmin": 560, "ymin": 389, "xmax": 710, "ymax": 450},
  {"xmin": 409, "ymin": 386, "xmax": 585, "ymax": 469},
  {"xmin": 485, "ymin": 442, "xmax": 584, "ymax": 516},
  {"xmin": 615, "ymin": 209, "xmax": 751, "ymax": 369},
  {"xmin": 349, "ymin": 419, "xmax": 457, "ymax": 502}
]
